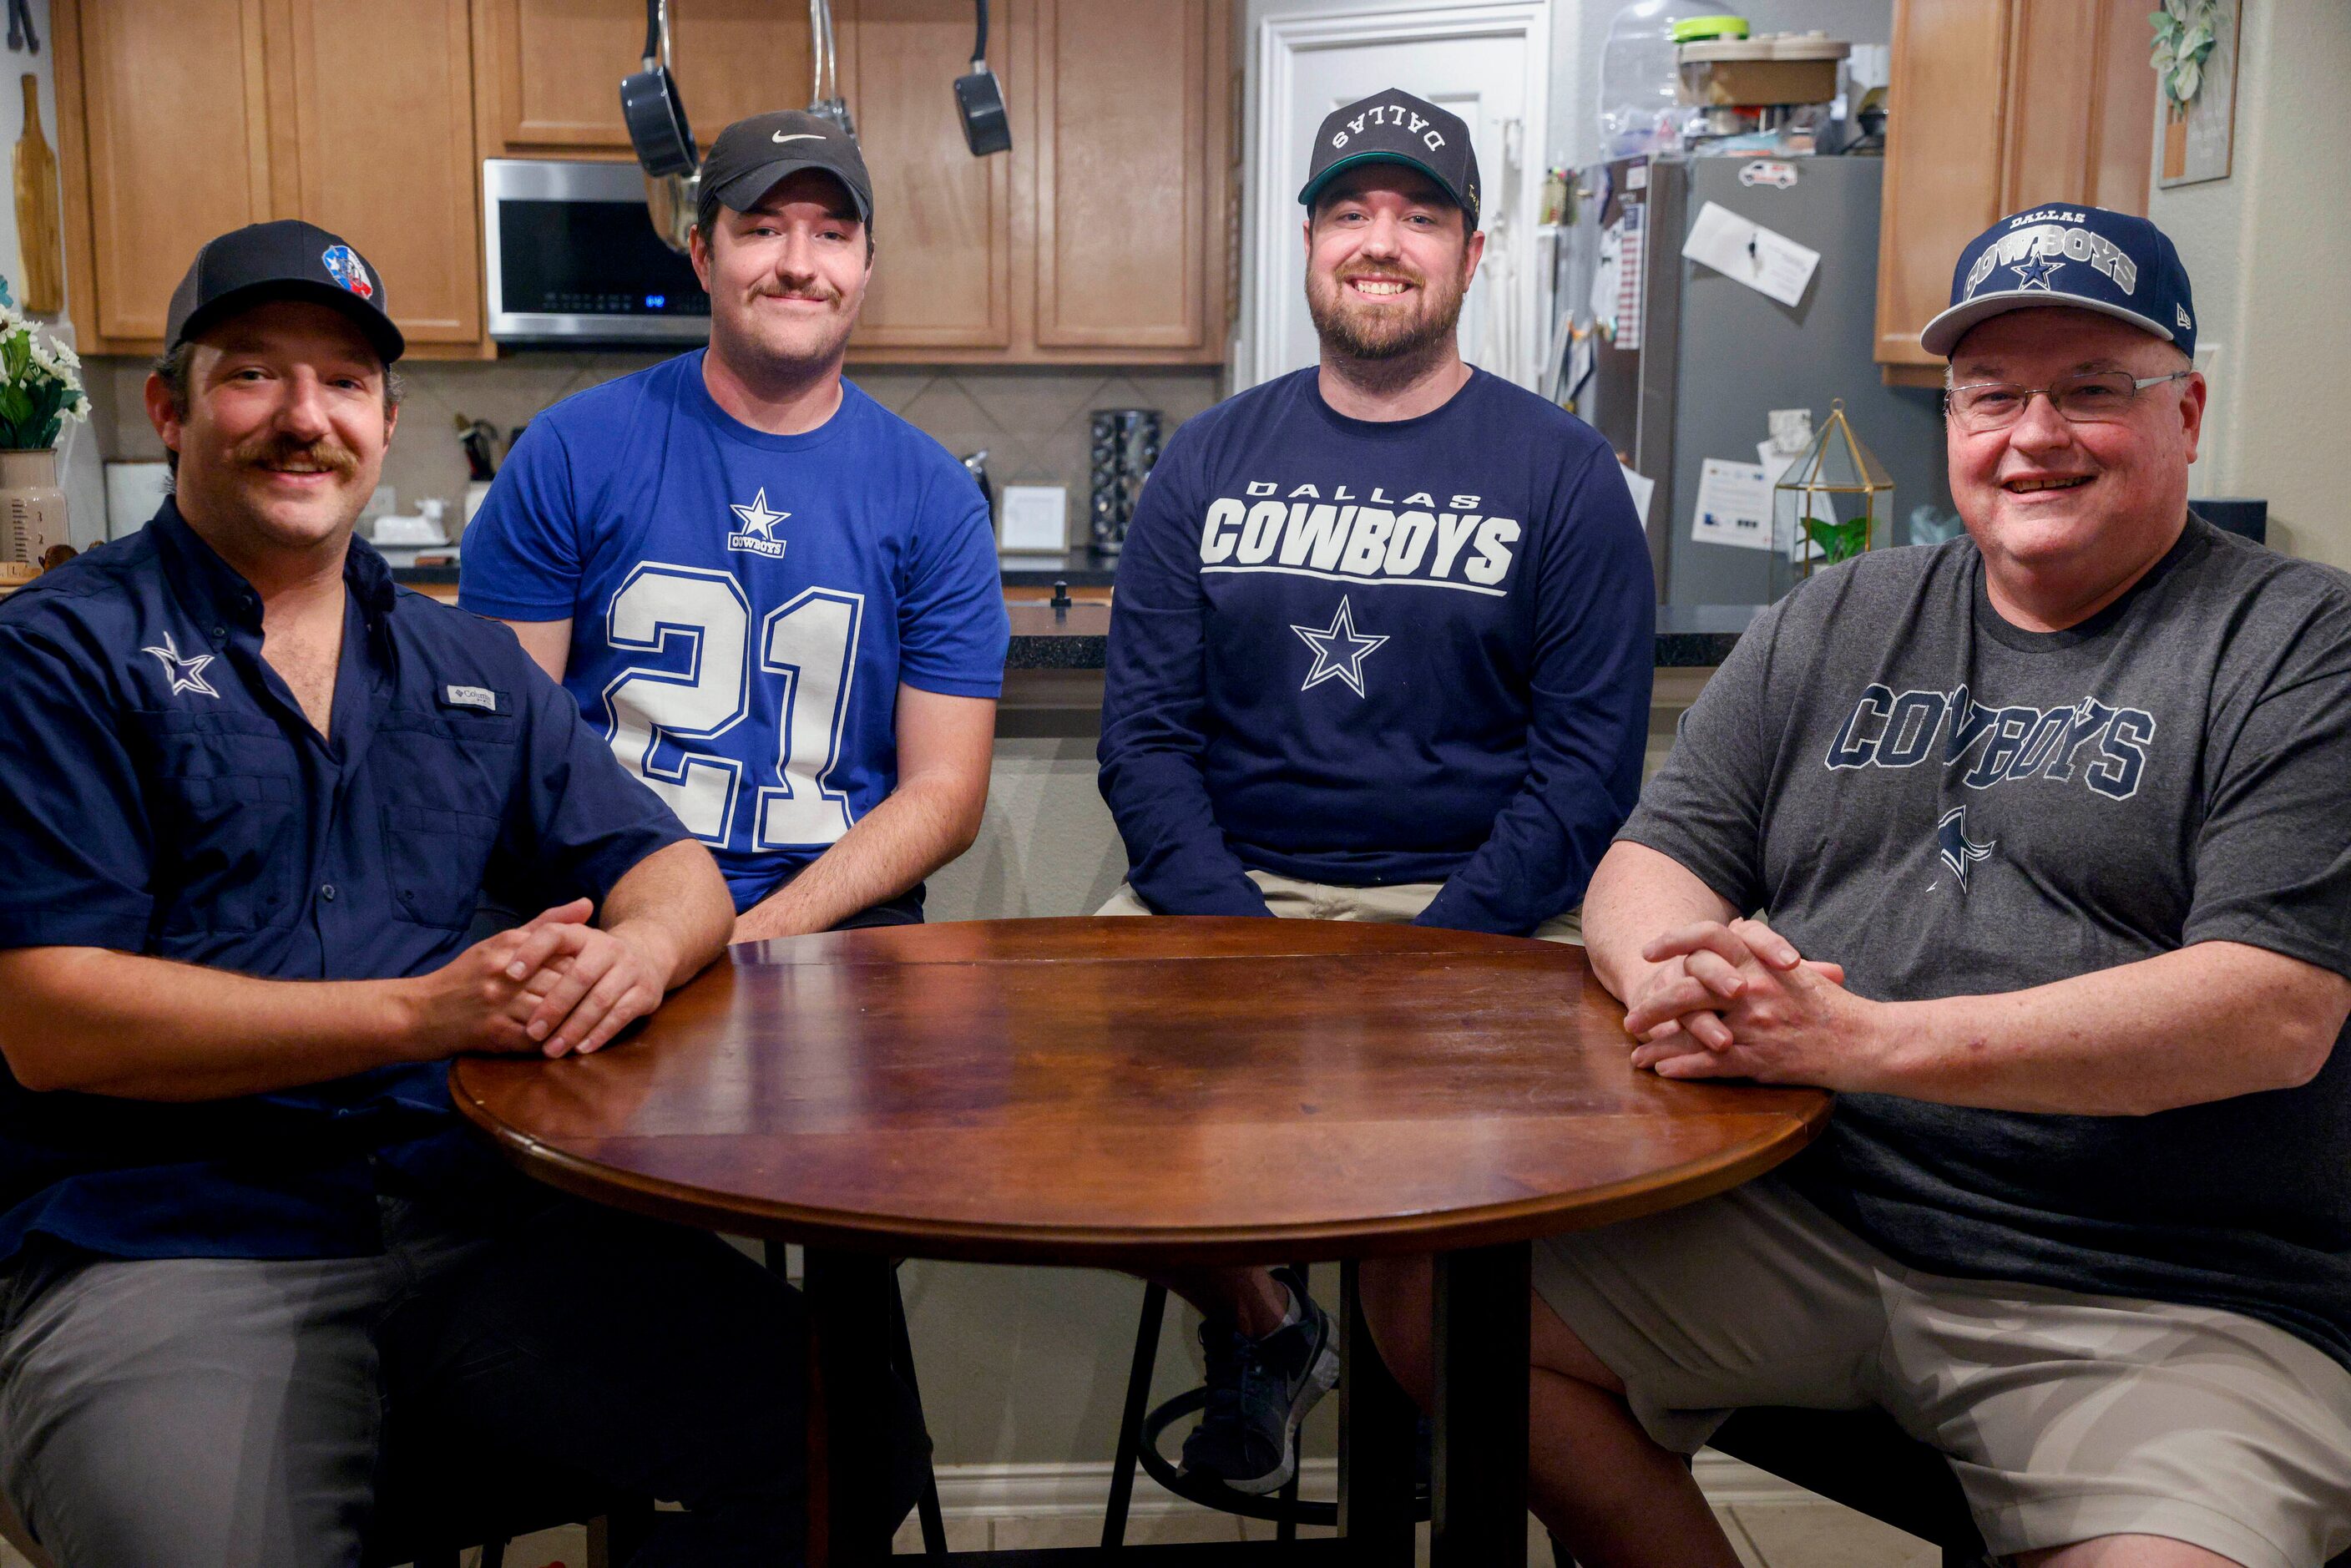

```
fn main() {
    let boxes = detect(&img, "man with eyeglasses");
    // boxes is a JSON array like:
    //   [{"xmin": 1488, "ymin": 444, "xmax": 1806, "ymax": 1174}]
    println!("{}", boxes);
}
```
[{"xmin": 1362, "ymin": 206, "xmax": 2351, "ymax": 1566}]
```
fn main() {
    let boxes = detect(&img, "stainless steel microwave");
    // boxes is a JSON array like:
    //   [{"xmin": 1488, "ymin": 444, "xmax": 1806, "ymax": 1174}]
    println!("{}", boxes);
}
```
[{"xmin": 483, "ymin": 158, "xmax": 710, "ymax": 344}]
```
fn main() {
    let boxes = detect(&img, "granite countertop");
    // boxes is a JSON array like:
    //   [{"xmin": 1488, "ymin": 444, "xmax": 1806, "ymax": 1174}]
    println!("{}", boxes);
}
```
[{"xmin": 383, "ymin": 566, "xmax": 1756, "ymax": 672}]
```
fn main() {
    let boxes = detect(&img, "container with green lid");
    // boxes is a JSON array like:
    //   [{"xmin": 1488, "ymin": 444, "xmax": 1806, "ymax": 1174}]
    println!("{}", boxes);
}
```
[{"xmin": 1670, "ymin": 15, "xmax": 1749, "ymax": 43}]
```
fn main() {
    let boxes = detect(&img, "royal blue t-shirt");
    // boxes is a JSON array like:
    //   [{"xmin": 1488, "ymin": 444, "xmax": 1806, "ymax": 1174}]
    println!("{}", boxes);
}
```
[
  {"xmin": 1099, "ymin": 368, "xmax": 1655, "ymax": 936},
  {"xmin": 460, "ymin": 353, "xmax": 1010, "ymax": 912}
]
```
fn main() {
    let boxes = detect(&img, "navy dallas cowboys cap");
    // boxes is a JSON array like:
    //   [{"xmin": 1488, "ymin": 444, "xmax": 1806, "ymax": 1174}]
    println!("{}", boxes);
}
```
[
  {"xmin": 1921, "ymin": 204, "xmax": 2194, "ymax": 359},
  {"xmin": 165, "ymin": 220, "xmax": 403, "ymax": 363}
]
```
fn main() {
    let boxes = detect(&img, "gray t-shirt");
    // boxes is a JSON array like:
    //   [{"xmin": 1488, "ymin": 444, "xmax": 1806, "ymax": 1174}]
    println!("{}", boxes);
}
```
[{"xmin": 1625, "ymin": 516, "xmax": 2351, "ymax": 1368}]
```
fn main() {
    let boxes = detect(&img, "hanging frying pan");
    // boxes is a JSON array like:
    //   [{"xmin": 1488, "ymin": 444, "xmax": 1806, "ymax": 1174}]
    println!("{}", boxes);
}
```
[{"xmin": 620, "ymin": 0, "xmax": 696, "ymax": 178}]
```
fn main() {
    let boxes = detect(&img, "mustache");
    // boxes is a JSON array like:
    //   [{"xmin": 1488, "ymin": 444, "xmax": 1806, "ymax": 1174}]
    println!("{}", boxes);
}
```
[
  {"xmin": 755, "ymin": 282, "xmax": 842, "ymax": 305},
  {"xmin": 230, "ymin": 431, "xmax": 360, "ymax": 477},
  {"xmin": 1334, "ymin": 262, "xmax": 1427, "ymax": 290}
]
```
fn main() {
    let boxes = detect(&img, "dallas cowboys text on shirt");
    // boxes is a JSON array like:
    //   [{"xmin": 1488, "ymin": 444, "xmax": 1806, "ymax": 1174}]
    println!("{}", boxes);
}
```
[
  {"xmin": 1825, "ymin": 681, "xmax": 2157, "ymax": 799},
  {"xmin": 1196, "ymin": 481, "xmax": 1520, "ymax": 594}
]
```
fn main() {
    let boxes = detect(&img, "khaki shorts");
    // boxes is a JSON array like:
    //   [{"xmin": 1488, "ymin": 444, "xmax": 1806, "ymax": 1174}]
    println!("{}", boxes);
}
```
[
  {"xmin": 1097, "ymin": 870, "xmax": 1583, "ymax": 944},
  {"xmin": 1534, "ymin": 1175, "xmax": 2351, "ymax": 1568}
]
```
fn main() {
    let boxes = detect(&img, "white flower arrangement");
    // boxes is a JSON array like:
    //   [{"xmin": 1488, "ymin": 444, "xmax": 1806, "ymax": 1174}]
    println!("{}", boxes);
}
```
[
  {"xmin": 0, "ymin": 291, "xmax": 88, "ymax": 451},
  {"xmin": 2149, "ymin": 0, "xmax": 2226, "ymax": 112}
]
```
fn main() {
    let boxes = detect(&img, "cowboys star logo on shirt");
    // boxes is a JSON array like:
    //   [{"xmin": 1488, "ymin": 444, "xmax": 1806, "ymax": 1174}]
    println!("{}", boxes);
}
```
[
  {"xmin": 141, "ymin": 630, "xmax": 219, "ymax": 699},
  {"xmin": 1936, "ymin": 806, "xmax": 1995, "ymax": 892},
  {"xmin": 726, "ymin": 488, "xmax": 789, "ymax": 559},
  {"xmin": 1291, "ymin": 595, "xmax": 1387, "ymax": 697}
]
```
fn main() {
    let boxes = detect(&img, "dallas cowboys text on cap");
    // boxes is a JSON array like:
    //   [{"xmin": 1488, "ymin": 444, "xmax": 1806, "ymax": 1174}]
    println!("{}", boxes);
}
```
[
  {"xmin": 697, "ymin": 109, "xmax": 874, "ymax": 234},
  {"xmin": 165, "ymin": 220, "xmax": 404, "ymax": 363},
  {"xmin": 1298, "ymin": 89, "xmax": 1481, "ymax": 229},
  {"xmin": 1920, "ymin": 204, "xmax": 2196, "ymax": 359}
]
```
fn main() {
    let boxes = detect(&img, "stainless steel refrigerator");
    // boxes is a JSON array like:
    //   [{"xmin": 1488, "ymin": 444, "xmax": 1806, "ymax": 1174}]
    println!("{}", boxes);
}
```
[{"xmin": 1580, "ymin": 154, "xmax": 1952, "ymax": 608}]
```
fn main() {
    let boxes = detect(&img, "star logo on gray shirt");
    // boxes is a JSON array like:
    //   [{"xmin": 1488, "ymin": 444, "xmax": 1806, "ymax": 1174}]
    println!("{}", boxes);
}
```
[{"xmin": 1291, "ymin": 596, "xmax": 1388, "ymax": 698}]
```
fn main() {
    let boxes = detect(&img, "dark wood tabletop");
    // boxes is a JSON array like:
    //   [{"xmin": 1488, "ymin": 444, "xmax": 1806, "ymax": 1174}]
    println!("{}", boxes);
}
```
[{"xmin": 450, "ymin": 917, "xmax": 1831, "ymax": 1269}]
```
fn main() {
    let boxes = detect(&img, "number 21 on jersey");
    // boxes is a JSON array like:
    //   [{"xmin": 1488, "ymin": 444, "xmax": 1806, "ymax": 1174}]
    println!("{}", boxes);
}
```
[{"xmin": 599, "ymin": 563, "xmax": 865, "ymax": 850}]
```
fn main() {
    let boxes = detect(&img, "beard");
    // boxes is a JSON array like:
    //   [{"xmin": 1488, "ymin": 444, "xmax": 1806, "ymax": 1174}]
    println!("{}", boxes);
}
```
[
  {"xmin": 721, "ymin": 281, "xmax": 857, "ymax": 372},
  {"xmin": 1306, "ymin": 260, "xmax": 1469, "ymax": 362}
]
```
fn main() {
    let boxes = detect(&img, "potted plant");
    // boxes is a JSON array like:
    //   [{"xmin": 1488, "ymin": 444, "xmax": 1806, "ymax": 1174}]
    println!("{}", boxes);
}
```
[{"xmin": 0, "ymin": 283, "xmax": 87, "ymax": 581}]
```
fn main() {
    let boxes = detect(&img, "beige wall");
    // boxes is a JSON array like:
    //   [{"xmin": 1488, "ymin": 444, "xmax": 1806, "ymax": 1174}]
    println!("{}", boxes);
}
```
[{"xmin": 2146, "ymin": 0, "xmax": 2351, "ymax": 567}]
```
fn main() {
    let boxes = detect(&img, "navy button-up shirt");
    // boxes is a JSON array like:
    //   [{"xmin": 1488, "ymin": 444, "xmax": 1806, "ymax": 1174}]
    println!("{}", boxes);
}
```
[{"xmin": 0, "ymin": 502, "xmax": 690, "ymax": 1263}]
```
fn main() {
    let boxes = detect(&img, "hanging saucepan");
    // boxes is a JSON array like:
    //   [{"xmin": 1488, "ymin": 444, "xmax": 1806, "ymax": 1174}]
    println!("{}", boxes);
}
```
[{"xmin": 621, "ymin": 0, "xmax": 700, "ymax": 253}]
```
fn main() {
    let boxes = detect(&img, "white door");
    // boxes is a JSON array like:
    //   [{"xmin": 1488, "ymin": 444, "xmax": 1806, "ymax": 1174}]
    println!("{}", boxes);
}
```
[{"xmin": 1251, "ymin": 6, "xmax": 1548, "ymax": 390}]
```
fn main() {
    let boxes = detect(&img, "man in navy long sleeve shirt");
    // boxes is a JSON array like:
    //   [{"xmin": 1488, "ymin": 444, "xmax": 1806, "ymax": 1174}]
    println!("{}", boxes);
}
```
[{"xmin": 1095, "ymin": 89, "xmax": 1654, "ymax": 1495}]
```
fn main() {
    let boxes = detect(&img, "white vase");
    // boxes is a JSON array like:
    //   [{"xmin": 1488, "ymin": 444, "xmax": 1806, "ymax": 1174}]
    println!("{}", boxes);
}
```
[{"xmin": 0, "ymin": 446, "xmax": 69, "ymax": 578}]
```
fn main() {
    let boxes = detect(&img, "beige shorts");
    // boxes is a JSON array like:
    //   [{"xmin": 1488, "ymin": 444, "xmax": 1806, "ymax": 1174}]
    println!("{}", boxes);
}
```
[
  {"xmin": 1534, "ymin": 1175, "xmax": 2351, "ymax": 1568},
  {"xmin": 1097, "ymin": 870, "xmax": 1583, "ymax": 944}
]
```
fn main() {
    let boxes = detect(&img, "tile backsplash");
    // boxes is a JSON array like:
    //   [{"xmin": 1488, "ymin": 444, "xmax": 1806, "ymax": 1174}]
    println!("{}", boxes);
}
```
[{"xmin": 84, "ymin": 355, "xmax": 1224, "ymax": 552}]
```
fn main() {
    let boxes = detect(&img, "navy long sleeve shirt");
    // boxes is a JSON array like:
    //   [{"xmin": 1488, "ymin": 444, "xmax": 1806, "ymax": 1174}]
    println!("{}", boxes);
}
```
[{"xmin": 1097, "ymin": 368, "xmax": 1655, "ymax": 935}]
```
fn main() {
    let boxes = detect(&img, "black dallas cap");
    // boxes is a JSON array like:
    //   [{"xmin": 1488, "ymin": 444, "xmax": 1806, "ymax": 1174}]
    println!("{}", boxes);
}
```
[
  {"xmin": 698, "ymin": 110, "xmax": 874, "ymax": 232},
  {"xmin": 165, "ymin": 220, "xmax": 403, "ymax": 363},
  {"xmin": 1300, "ymin": 89, "xmax": 1480, "ymax": 230}
]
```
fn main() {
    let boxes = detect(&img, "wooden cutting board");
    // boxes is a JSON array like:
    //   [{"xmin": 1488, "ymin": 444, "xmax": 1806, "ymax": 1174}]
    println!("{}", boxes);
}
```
[{"xmin": 14, "ymin": 73, "xmax": 62, "ymax": 316}]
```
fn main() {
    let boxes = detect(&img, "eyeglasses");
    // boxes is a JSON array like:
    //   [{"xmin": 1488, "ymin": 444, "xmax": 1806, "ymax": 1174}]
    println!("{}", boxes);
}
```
[{"xmin": 1944, "ymin": 370, "xmax": 2193, "ymax": 433}]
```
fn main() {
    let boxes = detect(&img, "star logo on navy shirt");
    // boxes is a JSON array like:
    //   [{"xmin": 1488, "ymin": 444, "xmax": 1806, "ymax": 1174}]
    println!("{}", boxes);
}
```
[
  {"xmin": 727, "ymin": 488, "xmax": 790, "ymax": 557},
  {"xmin": 140, "ymin": 630, "xmax": 219, "ymax": 700},
  {"xmin": 2009, "ymin": 256, "xmax": 2066, "ymax": 291},
  {"xmin": 1936, "ymin": 806, "xmax": 1995, "ymax": 891},
  {"xmin": 1291, "ymin": 596, "xmax": 1388, "ymax": 698}
]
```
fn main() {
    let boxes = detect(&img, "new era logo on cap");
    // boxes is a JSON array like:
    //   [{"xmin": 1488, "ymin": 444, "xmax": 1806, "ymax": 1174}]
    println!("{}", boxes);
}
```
[{"xmin": 1921, "ymin": 204, "xmax": 2197, "ymax": 360}]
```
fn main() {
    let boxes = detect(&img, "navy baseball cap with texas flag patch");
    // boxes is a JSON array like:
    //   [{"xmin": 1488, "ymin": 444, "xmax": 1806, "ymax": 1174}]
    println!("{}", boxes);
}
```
[
  {"xmin": 165, "ymin": 220, "xmax": 403, "ymax": 363},
  {"xmin": 1922, "ymin": 204, "xmax": 2196, "ymax": 360}
]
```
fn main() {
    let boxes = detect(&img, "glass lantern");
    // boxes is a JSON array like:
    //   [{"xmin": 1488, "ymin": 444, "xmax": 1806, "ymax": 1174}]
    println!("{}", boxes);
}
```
[{"xmin": 1771, "ymin": 399, "xmax": 1893, "ymax": 597}]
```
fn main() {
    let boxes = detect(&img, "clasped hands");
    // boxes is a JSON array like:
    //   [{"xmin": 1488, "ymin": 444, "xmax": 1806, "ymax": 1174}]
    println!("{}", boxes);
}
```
[
  {"xmin": 411, "ymin": 898, "xmax": 677, "ymax": 1061},
  {"xmin": 1621, "ymin": 917, "xmax": 1876, "ymax": 1089}
]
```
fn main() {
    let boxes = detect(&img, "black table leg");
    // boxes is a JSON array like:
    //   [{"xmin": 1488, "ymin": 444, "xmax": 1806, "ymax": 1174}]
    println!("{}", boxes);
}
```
[
  {"xmin": 1432, "ymin": 1242, "xmax": 1530, "ymax": 1568},
  {"xmin": 1337, "ymin": 1260, "xmax": 1417, "ymax": 1566},
  {"xmin": 806, "ymin": 1247, "xmax": 899, "ymax": 1566}
]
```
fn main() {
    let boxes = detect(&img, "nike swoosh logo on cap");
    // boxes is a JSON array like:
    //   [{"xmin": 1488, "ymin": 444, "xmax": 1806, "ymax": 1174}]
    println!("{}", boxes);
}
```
[{"xmin": 772, "ymin": 131, "xmax": 824, "ymax": 144}]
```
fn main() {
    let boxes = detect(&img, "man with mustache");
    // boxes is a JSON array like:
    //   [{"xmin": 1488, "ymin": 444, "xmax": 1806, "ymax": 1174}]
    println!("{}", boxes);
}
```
[
  {"xmin": 0, "ymin": 223, "xmax": 923, "ymax": 1564},
  {"xmin": 463, "ymin": 111, "xmax": 1009, "ymax": 941},
  {"xmin": 1368, "ymin": 208, "xmax": 2351, "ymax": 1567},
  {"xmin": 1095, "ymin": 89, "xmax": 1654, "ymax": 1495}
]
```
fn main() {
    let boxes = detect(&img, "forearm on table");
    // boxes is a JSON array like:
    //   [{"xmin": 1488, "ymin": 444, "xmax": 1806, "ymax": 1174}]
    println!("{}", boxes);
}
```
[
  {"xmin": 0, "ymin": 946, "xmax": 430, "ymax": 1101},
  {"xmin": 1859, "ymin": 941, "xmax": 2350, "ymax": 1115},
  {"xmin": 736, "ymin": 772, "xmax": 983, "ymax": 938},
  {"xmin": 599, "ymin": 839, "xmax": 731, "ymax": 989},
  {"xmin": 1581, "ymin": 841, "xmax": 1740, "ymax": 1002}
]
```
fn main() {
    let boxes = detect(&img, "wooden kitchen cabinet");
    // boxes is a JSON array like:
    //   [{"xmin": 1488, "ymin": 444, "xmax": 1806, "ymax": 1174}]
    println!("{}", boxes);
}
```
[
  {"xmin": 60, "ymin": 0, "xmax": 275, "ymax": 344},
  {"xmin": 55, "ymin": 0, "xmax": 488, "ymax": 356},
  {"xmin": 473, "ymin": 0, "xmax": 812, "ymax": 158},
  {"xmin": 1875, "ymin": 0, "xmax": 2157, "ymax": 377},
  {"xmin": 837, "ymin": 0, "xmax": 1015, "ymax": 350}
]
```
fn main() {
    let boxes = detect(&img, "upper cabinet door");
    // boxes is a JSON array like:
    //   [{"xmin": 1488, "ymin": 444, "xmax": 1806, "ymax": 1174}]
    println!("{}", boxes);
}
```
[
  {"xmin": 1875, "ymin": 0, "xmax": 2154, "ymax": 372},
  {"xmin": 69, "ymin": 0, "xmax": 274, "ymax": 342},
  {"xmin": 479, "ymin": 0, "xmax": 811, "ymax": 155},
  {"xmin": 281, "ymin": 0, "xmax": 481, "ymax": 344},
  {"xmin": 1032, "ymin": 0, "xmax": 1226, "ymax": 352},
  {"xmin": 839, "ymin": 0, "xmax": 1014, "ymax": 349}
]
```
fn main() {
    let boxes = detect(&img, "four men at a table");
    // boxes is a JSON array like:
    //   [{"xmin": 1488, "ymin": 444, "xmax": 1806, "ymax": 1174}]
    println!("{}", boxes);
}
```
[{"xmin": 0, "ymin": 79, "xmax": 2344, "ymax": 1568}]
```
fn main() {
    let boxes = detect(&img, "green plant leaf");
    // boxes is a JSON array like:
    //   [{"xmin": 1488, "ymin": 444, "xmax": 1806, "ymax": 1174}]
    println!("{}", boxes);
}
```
[{"xmin": 1803, "ymin": 516, "xmax": 1869, "ymax": 563}]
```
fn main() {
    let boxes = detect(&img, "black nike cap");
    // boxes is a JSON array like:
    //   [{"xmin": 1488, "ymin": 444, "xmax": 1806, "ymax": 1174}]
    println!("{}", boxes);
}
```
[
  {"xmin": 1299, "ymin": 89, "xmax": 1480, "ymax": 230},
  {"xmin": 165, "ymin": 220, "xmax": 404, "ymax": 363},
  {"xmin": 697, "ymin": 110, "xmax": 874, "ymax": 234}
]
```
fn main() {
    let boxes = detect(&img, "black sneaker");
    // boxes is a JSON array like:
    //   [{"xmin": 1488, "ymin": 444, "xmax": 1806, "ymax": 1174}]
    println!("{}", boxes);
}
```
[{"xmin": 1178, "ymin": 1269, "xmax": 1340, "ymax": 1495}]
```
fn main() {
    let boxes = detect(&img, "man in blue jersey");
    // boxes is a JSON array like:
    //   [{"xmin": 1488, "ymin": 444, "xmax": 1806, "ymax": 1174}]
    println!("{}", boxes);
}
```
[
  {"xmin": 1096, "ymin": 90, "xmax": 1656, "ymax": 1494},
  {"xmin": 462, "ymin": 112, "xmax": 1010, "ymax": 937}
]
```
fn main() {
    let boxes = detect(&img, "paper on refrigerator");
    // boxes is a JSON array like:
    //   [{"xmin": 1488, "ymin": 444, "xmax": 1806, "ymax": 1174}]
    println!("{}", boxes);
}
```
[
  {"xmin": 1690, "ymin": 458, "xmax": 1777, "ymax": 553},
  {"xmin": 1681, "ymin": 200, "xmax": 1821, "ymax": 309}
]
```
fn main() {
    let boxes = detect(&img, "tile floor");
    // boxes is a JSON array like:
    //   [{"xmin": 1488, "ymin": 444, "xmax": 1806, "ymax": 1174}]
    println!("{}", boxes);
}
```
[
  {"xmin": 382, "ymin": 1498, "xmax": 1938, "ymax": 1565},
  {"xmin": 0, "ymin": 1497, "xmax": 1939, "ymax": 1566}
]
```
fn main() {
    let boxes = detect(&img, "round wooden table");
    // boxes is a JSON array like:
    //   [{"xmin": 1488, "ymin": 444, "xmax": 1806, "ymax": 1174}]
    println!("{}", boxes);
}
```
[{"xmin": 453, "ymin": 917, "xmax": 1830, "ymax": 1567}]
